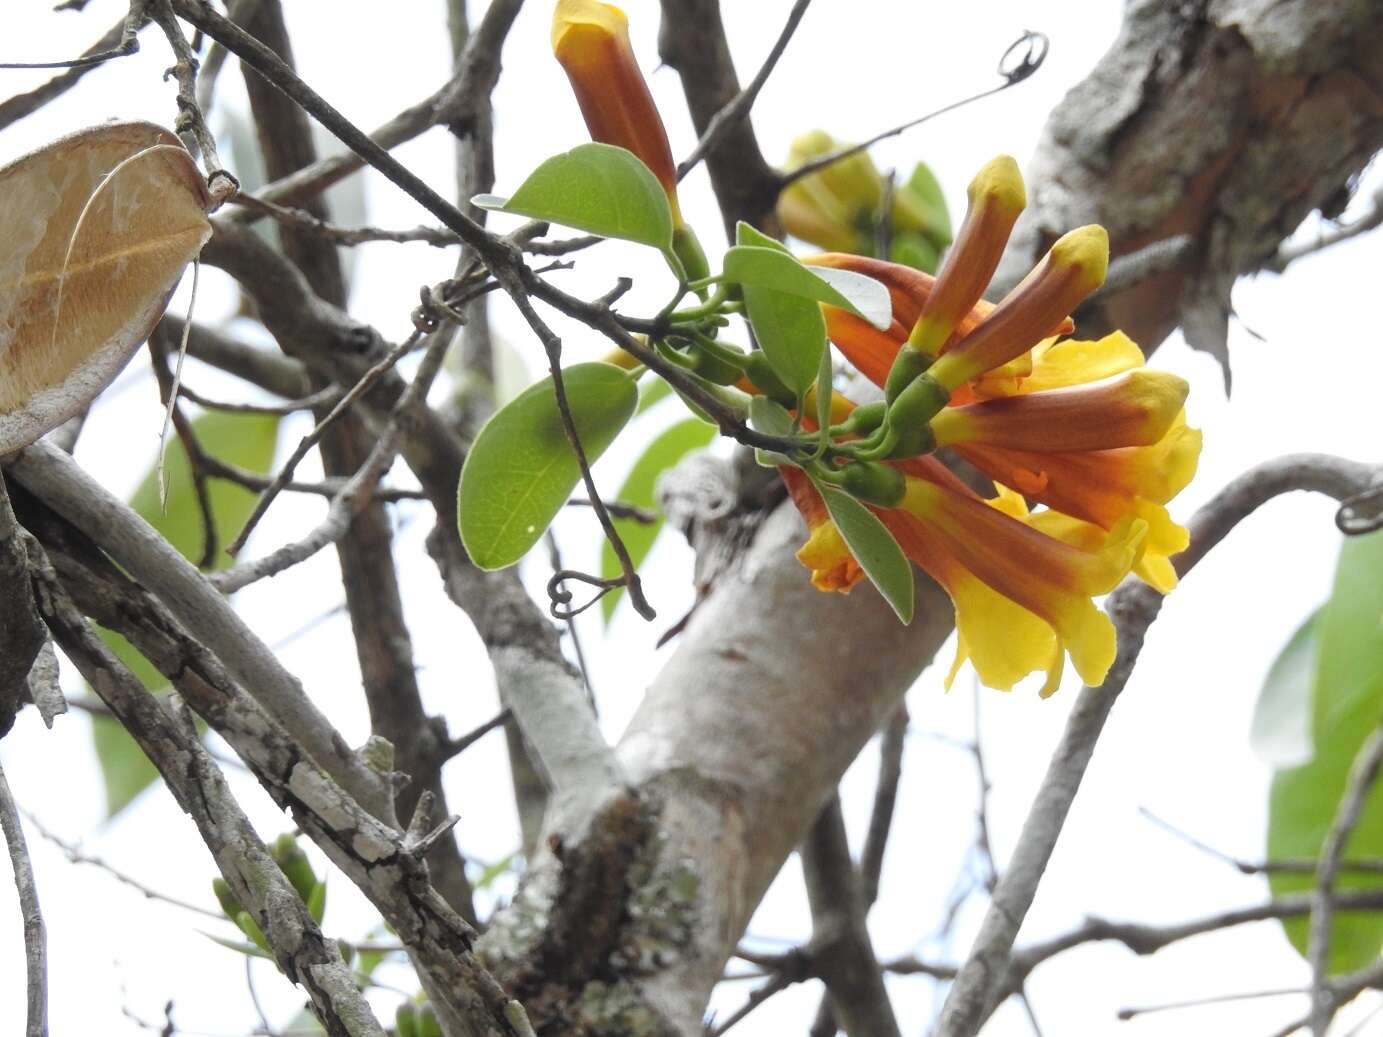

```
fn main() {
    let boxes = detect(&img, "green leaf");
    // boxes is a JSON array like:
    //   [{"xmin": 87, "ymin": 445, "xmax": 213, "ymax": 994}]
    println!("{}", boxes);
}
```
[
  {"xmin": 93, "ymin": 410, "xmax": 280, "ymax": 819},
  {"xmin": 903, "ymin": 161, "xmax": 952, "ymax": 242},
  {"xmin": 307, "ymin": 877, "xmax": 327, "ymax": 926},
  {"xmin": 637, "ymin": 375, "xmax": 674, "ymax": 415},
  {"xmin": 473, "ymin": 851, "xmax": 520, "ymax": 891},
  {"xmin": 749, "ymin": 395, "xmax": 795, "ymax": 467},
  {"xmin": 722, "ymin": 245, "xmax": 891, "ymax": 329},
  {"xmin": 1250, "ymin": 611, "xmax": 1319, "ymax": 767},
  {"xmin": 735, "ymin": 221, "xmax": 792, "ymax": 254},
  {"xmin": 600, "ymin": 417, "xmax": 717, "ymax": 621},
  {"xmin": 742, "ymin": 281, "xmax": 827, "ymax": 396},
  {"xmin": 890, "ymin": 231, "xmax": 942, "ymax": 275},
  {"xmin": 474, "ymin": 143, "xmax": 673, "ymax": 252},
  {"xmin": 817, "ymin": 483, "xmax": 914, "ymax": 624},
  {"xmin": 458, "ymin": 363, "xmax": 638, "ymax": 570},
  {"xmin": 1268, "ymin": 530, "xmax": 1383, "ymax": 973}
]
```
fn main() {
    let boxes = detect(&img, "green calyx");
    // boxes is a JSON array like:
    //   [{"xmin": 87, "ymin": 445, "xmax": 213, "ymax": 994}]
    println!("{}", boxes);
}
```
[
  {"xmin": 884, "ymin": 344, "xmax": 933, "ymax": 403},
  {"xmin": 840, "ymin": 460, "xmax": 906, "ymax": 506},
  {"xmin": 830, "ymin": 400, "xmax": 887, "ymax": 438}
]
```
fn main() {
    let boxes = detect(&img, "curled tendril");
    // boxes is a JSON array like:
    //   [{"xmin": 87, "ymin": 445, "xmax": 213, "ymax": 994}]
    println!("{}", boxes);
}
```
[
  {"xmin": 1337, "ymin": 484, "xmax": 1383, "ymax": 536},
  {"xmin": 999, "ymin": 30, "xmax": 1050, "ymax": 85},
  {"xmin": 547, "ymin": 569, "xmax": 626, "ymax": 620}
]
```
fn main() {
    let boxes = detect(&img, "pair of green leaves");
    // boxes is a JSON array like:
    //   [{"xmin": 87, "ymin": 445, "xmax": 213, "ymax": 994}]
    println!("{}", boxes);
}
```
[
  {"xmin": 1253, "ymin": 530, "xmax": 1383, "ymax": 973},
  {"xmin": 729, "ymin": 221, "xmax": 890, "ymax": 397},
  {"xmin": 460, "ymin": 143, "xmax": 889, "ymax": 575}
]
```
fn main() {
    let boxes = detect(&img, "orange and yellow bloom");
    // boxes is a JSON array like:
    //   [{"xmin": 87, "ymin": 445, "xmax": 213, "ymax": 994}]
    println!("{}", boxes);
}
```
[{"xmin": 779, "ymin": 156, "xmax": 1201, "ymax": 695}]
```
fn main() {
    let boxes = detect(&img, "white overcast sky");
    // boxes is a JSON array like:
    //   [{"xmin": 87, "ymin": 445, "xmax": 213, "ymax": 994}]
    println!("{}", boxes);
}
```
[{"xmin": 2, "ymin": 1, "xmax": 1381, "ymax": 1035}]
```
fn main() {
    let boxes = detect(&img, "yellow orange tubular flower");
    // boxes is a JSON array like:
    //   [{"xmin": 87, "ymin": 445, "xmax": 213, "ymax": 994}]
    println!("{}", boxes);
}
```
[
  {"xmin": 908, "ymin": 156, "xmax": 1026, "ymax": 357},
  {"xmin": 805, "ymin": 252, "xmax": 1073, "ymax": 398},
  {"xmin": 552, "ymin": 0, "xmax": 682, "ymax": 222}
]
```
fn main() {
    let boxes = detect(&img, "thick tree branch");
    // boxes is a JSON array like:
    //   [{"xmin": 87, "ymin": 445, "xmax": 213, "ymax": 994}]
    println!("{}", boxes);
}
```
[{"xmin": 7, "ymin": 441, "xmax": 395, "ymax": 822}]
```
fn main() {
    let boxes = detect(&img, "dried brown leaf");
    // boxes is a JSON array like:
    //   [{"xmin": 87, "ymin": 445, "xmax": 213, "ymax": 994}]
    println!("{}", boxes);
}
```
[{"xmin": 0, "ymin": 121, "xmax": 211, "ymax": 453}]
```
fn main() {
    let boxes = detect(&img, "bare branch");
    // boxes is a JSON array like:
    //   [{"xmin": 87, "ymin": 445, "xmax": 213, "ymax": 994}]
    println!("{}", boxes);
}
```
[
  {"xmin": 1308, "ymin": 724, "xmax": 1383, "ymax": 1034},
  {"xmin": 800, "ymin": 796, "xmax": 901, "ymax": 1037},
  {"xmin": 1269, "ymin": 186, "xmax": 1383, "ymax": 273},
  {"xmin": 8, "ymin": 441, "xmax": 395, "ymax": 821},
  {"xmin": 0, "ymin": 763, "xmax": 46, "ymax": 1037},
  {"xmin": 675, "ymin": 0, "xmax": 814, "ymax": 181},
  {"xmin": 28, "ymin": 551, "xmax": 384, "ymax": 1037},
  {"xmin": 210, "ymin": 336, "xmax": 444, "ymax": 593},
  {"xmin": 0, "ymin": 17, "xmax": 134, "ymax": 131}
]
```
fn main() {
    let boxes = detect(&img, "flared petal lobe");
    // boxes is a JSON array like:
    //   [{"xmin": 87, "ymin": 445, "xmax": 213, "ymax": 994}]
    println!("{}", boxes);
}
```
[
  {"xmin": 898, "ymin": 476, "xmax": 1144, "ymax": 687},
  {"xmin": 955, "ymin": 416, "xmax": 1201, "ymax": 592}
]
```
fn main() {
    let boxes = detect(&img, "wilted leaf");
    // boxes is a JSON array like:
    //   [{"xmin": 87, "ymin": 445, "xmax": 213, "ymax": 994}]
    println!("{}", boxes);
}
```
[
  {"xmin": 601, "ymin": 417, "xmax": 717, "ymax": 620},
  {"xmin": 458, "ymin": 363, "xmax": 639, "ymax": 570},
  {"xmin": 0, "ymin": 122, "xmax": 211, "ymax": 453}
]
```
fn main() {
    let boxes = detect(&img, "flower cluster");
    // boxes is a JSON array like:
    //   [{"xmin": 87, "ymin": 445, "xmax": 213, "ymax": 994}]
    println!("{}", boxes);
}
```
[
  {"xmin": 787, "ymin": 157, "xmax": 1200, "ymax": 694},
  {"xmin": 548, "ymin": 0, "xmax": 1200, "ymax": 696}
]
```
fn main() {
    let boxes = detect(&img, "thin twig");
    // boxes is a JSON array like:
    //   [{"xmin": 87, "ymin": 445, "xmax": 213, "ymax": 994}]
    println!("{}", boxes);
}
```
[
  {"xmin": 1117, "ymin": 986, "xmax": 1306, "ymax": 1021},
  {"xmin": 149, "ymin": 0, "xmax": 235, "ymax": 201},
  {"xmin": 780, "ymin": 30, "xmax": 1049, "ymax": 190},
  {"xmin": 1269, "ymin": 187, "xmax": 1383, "ymax": 273},
  {"xmin": 0, "ymin": 764, "xmax": 46, "ymax": 1037},
  {"xmin": 676, "ymin": 0, "xmax": 815, "ymax": 180},
  {"xmin": 1308, "ymin": 724, "xmax": 1383, "ymax": 1035},
  {"xmin": 226, "ymin": 328, "xmax": 425, "ymax": 554},
  {"xmin": 229, "ymin": 193, "xmax": 464, "ymax": 247},
  {"xmin": 20, "ymin": 808, "xmax": 224, "ymax": 920},
  {"xmin": 212, "ymin": 334, "xmax": 445, "ymax": 592},
  {"xmin": 0, "ymin": 0, "xmax": 142, "ymax": 70},
  {"xmin": 0, "ymin": 17, "xmax": 134, "ymax": 131},
  {"xmin": 1141, "ymin": 808, "xmax": 1383, "ymax": 877},
  {"xmin": 173, "ymin": 381, "xmax": 342, "ymax": 417},
  {"xmin": 150, "ymin": 331, "xmax": 220, "ymax": 568}
]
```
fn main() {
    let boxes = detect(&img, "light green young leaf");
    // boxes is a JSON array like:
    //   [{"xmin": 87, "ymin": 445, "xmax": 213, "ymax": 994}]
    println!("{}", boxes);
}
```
[
  {"xmin": 1268, "ymin": 530, "xmax": 1383, "ymax": 974},
  {"xmin": 742, "ymin": 282, "xmax": 827, "ymax": 396},
  {"xmin": 722, "ymin": 245, "xmax": 891, "ymax": 330},
  {"xmin": 817, "ymin": 483, "xmax": 914, "ymax": 624},
  {"xmin": 637, "ymin": 375, "xmax": 673, "ymax": 414},
  {"xmin": 474, "ymin": 143, "xmax": 673, "ymax": 252},
  {"xmin": 735, "ymin": 221, "xmax": 792, "ymax": 253},
  {"xmin": 1250, "ymin": 611, "xmax": 1319, "ymax": 768},
  {"xmin": 749, "ymin": 395, "xmax": 796, "ymax": 467},
  {"xmin": 93, "ymin": 410, "xmax": 280, "ymax": 819},
  {"xmin": 458, "ymin": 362, "xmax": 638, "ymax": 570},
  {"xmin": 600, "ymin": 417, "xmax": 717, "ymax": 621}
]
